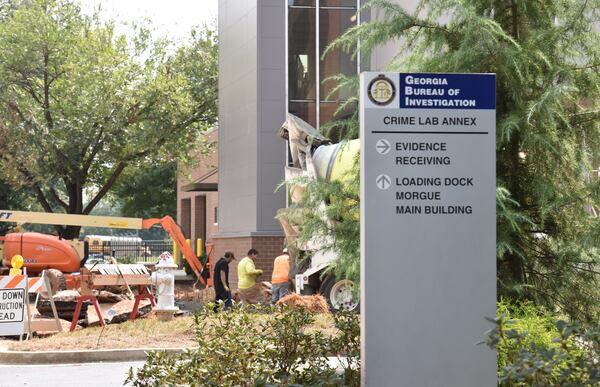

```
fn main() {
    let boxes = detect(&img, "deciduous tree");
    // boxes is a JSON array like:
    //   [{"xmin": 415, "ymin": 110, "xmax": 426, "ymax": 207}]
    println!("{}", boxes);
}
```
[
  {"xmin": 0, "ymin": 0, "xmax": 217, "ymax": 238},
  {"xmin": 112, "ymin": 161, "xmax": 177, "ymax": 220}
]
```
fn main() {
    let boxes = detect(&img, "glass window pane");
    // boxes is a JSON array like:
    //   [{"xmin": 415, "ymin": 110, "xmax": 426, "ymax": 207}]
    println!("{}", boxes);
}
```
[
  {"xmin": 289, "ymin": 8, "xmax": 316, "ymax": 101},
  {"xmin": 319, "ymin": 8, "xmax": 357, "ymax": 102},
  {"xmin": 289, "ymin": 101, "xmax": 317, "ymax": 129},
  {"xmin": 289, "ymin": 0, "xmax": 316, "ymax": 6},
  {"xmin": 320, "ymin": 0, "xmax": 357, "ymax": 7},
  {"xmin": 320, "ymin": 101, "xmax": 355, "ymax": 136}
]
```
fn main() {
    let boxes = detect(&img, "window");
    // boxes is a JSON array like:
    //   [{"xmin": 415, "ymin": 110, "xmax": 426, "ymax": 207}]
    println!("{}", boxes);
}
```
[
  {"xmin": 288, "ymin": 0, "xmax": 358, "ymax": 131},
  {"xmin": 288, "ymin": 6, "xmax": 317, "ymax": 127},
  {"xmin": 319, "ymin": 7, "xmax": 357, "ymax": 103},
  {"xmin": 213, "ymin": 206, "xmax": 218, "ymax": 225}
]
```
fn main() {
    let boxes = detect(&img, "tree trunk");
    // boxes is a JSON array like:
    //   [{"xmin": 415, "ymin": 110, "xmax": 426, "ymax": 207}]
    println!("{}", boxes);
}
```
[
  {"xmin": 501, "ymin": 112, "xmax": 527, "ymax": 287},
  {"xmin": 61, "ymin": 225, "xmax": 82, "ymax": 240}
]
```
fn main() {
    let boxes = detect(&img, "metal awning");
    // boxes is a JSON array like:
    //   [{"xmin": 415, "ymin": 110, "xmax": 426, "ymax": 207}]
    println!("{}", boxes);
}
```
[
  {"xmin": 181, "ymin": 168, "xmax": 218, "ymax": 192},
  {"xmin": 181, "ymin": 182, "xmax": 218, "ymax": 192}
]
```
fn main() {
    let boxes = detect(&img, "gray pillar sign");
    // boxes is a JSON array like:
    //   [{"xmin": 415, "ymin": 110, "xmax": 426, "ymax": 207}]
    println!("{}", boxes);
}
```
[{"xmin": 360, "ymin": 72, "xmax": 496, "ymax": 386}]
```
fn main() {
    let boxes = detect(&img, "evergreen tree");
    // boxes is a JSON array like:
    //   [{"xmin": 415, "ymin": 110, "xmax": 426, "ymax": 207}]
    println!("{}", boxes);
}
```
[
  {"xmin": 306, "ymin": 0, "xmax": 600, "ymax": 320},
  {"xmin": 280, "ymin": 158, "xmax": 360, "ymax": 285}
]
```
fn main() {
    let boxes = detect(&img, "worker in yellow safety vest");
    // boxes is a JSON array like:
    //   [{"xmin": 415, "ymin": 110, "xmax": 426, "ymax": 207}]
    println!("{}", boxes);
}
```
[
  {"xmin": 271, "ymin": 248, "xmax": 290, "ymax": 304},
  {"xmin": 237, "ymin": 248, "xmax": 264, "ymax": 304}
]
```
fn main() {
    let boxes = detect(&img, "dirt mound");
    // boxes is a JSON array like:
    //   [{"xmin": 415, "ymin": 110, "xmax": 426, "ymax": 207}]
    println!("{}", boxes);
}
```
[
  {"xmin": 175, "ymin": 288, "xmax": 196, "ymax": 301},
  {"xmin": 276, "ymin": 293, "xmax": 329, "ymax": 313},
  {"xmin": 194, "ymin": 287, "xmax": 215, "ymax": 304}
]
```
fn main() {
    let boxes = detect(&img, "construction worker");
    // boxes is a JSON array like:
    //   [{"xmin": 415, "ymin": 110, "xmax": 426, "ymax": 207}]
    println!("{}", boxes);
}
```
[
  {"xmin": 237, "ymin": 248, "xmax": 264, "ymax": 304},
  {"xmin": 271, "ymin": 248, "xmax": 290, "ymax": 304},
  {"xmin": 213, "ymin": 251, "xmax": 235, "ymax": 312}
]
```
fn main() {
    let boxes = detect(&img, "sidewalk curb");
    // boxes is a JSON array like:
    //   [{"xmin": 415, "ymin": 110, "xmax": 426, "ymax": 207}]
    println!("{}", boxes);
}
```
[{"xmin": 0, "ymin": 347, "xmax": 188, "ymax": 365}]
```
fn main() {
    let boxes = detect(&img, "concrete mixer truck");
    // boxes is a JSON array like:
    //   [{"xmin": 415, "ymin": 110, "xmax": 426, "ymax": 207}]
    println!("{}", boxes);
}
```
[{"xmin": 277, "ymin": 114, "xmax": 359, "ymax": 312}]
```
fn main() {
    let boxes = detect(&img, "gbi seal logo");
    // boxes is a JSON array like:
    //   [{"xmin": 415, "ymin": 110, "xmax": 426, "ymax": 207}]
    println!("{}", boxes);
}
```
[{"xmin": 368, "ymin": 75, "xmax": 395, "ymax": 106}]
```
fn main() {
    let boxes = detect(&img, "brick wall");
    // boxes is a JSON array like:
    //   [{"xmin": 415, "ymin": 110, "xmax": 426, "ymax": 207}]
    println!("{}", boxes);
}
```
[
  {"xmin": 180, "ymin": 198, "xmax": 191, "ymax": 239},
  {"xmin": 205, "ymin": 192, "xmax": 218, "ymax": 243},
  {"xmin": 194, "ymin": 196, "xmax": 206, "ymax": 244},
  {"xmin": 251, "ymin": 236, "xmax": 286, "ymax": 283},
  {"xmin": 212, "ymin": 235, "xmax": 285, "ymax": 290},
  {"xmin": 177, "ymin": 128, "xmax": 218, "ymax": 254}
]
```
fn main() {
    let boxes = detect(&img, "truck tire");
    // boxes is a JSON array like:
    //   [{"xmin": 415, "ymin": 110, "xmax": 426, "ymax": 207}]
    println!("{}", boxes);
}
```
[
  {"xmin": 319, "ymin": 275, "xmax": 359, "ymax": 313},
  {"xmin": 45, "ymin": 269, "xmax": 67, "ymax": 294}
]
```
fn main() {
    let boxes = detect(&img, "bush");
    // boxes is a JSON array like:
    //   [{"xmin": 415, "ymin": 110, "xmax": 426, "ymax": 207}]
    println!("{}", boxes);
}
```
[
  {"xmin": 182, "ymin": 253, "xmax": 208, "ymax": 280},
  {"xmin": 116, "ymin": 256, "xmax": 138, "ymax": 264},
  {"xmin": 484, "ymin": 301, "xmax": 600, "ymax": 386},
  {"xmin": 328, "ymin": 310, "xmax": 360, "ymax": 386},
  {"xmin": 495, "ymin": 299, "xmax": 562, "ymax": 371},
  {"xmin": 126, "ymin": 305, "xmax": 360, "ymax": 386}
]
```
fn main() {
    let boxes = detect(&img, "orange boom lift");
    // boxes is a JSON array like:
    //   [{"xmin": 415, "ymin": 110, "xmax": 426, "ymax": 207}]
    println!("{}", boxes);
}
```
[{"xmin": 0, "ymin": 210, "xmax": 207, "ymax": 287}]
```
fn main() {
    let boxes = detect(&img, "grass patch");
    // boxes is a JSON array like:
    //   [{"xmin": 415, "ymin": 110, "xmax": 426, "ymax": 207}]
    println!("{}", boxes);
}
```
[{"xmin": 3, "ymin": 313, "xmax": 336, "ymax": 352}]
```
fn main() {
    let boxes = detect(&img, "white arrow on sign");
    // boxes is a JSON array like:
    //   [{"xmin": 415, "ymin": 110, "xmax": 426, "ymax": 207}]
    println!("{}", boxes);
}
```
[
  {"xmin": 376, "ymin": 139, "xmax": 391, "ymax": 155},
  {"xmin": 376, "ymin": 174, "xmax": 391, "ymax": 190}
]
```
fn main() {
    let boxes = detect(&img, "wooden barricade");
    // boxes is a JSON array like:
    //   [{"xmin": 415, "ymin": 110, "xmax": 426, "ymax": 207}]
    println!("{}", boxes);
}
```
[{"xmin": 70, "ymin": 264, "xmax": 155, "ymax": 331}]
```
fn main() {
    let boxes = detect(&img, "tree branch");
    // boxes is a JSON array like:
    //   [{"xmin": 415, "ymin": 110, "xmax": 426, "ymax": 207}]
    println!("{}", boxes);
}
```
[
  {"xmin": 49, "ymin": 187, "xmax": 69, "ymax": 211},
  {"xmin": 43, "ymin": 45, "xmax": 54, "ymax": 130},
  {"xmin": 4, "ymin": 100, "xmax": 40, "ymax": 133},
  {"xmin": 81, "ymin": 126, "xmax": 105, "ymax": 176},
  {"xmin": 6, "ymin": 65, "xmax": 44, "ymax": 106},
  {"xmin": 510, "ymin": 0, "xmax": 520, "ymax": 40},
  {"xmin": 48, "ymin": 70, "xmax": 66, "ymax": 86},
  {"xmin": 562, "ymin": 0, "xmax": 588, "ymax": 34},
  {"xmin": 572, "ymin": 62, "xmax": 600, "ymax": 70},
  {"xmin": 31, "ymin": 182, "xmax": 64, "ymax": 235},
  {"xmin": 83, "ymin": 162, "xmax": 127, "ymax": 215},
  {"xmin": 81, "ymin": 124, "xmax": 181, "ymax": 215},
  {"xmin": 32, "ymin": 183, "xmax": 53, "ymax": 213},
  {"xmin": 17, "ymin": 80, "xmax": 44, "ymax": 106},
  {"xmin": 2, "ymin": 99, "xmax": 72, "ymax": 171}
]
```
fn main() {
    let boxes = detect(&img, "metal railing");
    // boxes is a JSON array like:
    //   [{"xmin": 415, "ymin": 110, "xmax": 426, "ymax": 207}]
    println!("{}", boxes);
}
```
[{"xmin": 88, "ymin": 240, "xmax": 174, "ymax": 264}]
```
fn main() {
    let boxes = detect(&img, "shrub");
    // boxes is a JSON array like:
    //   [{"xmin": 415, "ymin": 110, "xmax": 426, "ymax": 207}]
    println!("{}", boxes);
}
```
[
  {"xmin": 261, "ymin": 305, "xmax": 336, "ymax": 385},
  {"xmin": 484, "ymin": 302, "xmax": 600, "ymax": 386},
  {"xmin": 126, "ymin": 305, "xmax": 361, "ymax": 386},
  {"xmin": 495, "ymin": 299, "xmax": 561, "ymax": 371},
  {"xmin": 328, "ymin": 310, "xmax": 361, "ymax": 387},
  {"xmin": 116, "ymin": 256, "xmax": 138, "ymax": 264}
]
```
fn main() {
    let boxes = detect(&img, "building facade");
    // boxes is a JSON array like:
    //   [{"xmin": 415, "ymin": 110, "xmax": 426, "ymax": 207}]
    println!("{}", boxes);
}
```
[
  {"xmin": 287, "ymin": 0, "xmax": 359, "ymax": 130},
  {"xmin": 179, "ymin": 0, "xmax": 414, "ymax": 288},
  {"xmin": 176, "ymin": 128, "xmax": 219, "ymax": 256}
]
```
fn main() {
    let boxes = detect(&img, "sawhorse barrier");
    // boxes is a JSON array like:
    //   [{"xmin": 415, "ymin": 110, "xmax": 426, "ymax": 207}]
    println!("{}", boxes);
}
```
[
  {"xmin": 69, "ymin": 286, "xmax": 156, "ymax": 332},
  {"xmin": 0, "ymin": 271, "xmax": 61, "ymax": 340}
]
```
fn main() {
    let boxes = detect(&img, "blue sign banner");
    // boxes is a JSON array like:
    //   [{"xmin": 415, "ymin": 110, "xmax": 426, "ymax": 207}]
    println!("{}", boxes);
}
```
[{"xmin": 399, "ymin": 73, "xmax": 496, "ymax": 110}]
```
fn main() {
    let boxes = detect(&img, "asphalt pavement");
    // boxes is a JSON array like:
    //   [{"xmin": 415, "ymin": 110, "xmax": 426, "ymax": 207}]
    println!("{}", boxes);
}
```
[
  {"xmin": 0, "ymin": 361, "xmax": 145, "ymax": 387},
  {"xmin": 0, "ymin": 357, "xmax": 350, "ymax": 386}
]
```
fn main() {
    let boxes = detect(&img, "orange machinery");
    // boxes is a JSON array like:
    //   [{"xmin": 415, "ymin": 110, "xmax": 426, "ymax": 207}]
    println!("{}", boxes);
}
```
[{"xmin": 0, "ymin": 210, "xmax": 207, "ymax": 287}]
